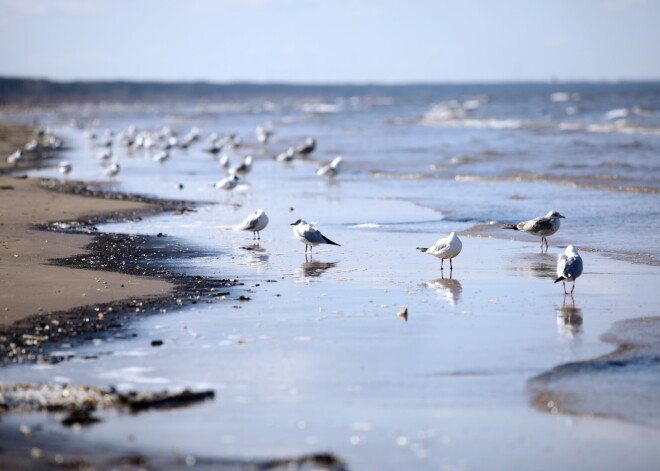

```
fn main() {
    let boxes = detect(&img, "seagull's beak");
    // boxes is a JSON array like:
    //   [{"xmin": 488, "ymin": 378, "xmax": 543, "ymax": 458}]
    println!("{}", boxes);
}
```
[{"xmin": 559, "ymin": 215, "xmax": 566, "ymax": 218}]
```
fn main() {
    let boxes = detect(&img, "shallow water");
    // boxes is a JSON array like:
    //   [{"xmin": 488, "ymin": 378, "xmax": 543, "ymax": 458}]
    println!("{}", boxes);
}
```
[{"xmin": 4, "ymin": 83, "xmax": 660, "ymax": 469}]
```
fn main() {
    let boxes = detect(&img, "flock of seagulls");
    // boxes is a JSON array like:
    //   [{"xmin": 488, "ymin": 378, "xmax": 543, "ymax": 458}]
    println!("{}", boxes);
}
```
[
  {"xmin": 5, "ymin": 129, "xmax": 65, "ymax": 169},
  {"xmin": 6, "ymin": 124, "xmax": 582, "ymax": 295}
]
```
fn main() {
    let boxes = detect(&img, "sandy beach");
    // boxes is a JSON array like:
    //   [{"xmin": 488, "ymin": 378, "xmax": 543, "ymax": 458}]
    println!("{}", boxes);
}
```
[{"xmin": 0, "ymin": 124, "xmax": 172, "ymax": 327}]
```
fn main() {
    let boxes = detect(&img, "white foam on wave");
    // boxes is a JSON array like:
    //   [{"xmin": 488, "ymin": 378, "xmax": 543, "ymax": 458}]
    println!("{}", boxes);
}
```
[{"xmin": 351, "ymin": 223, "xmax": 381, "ymax": 229}]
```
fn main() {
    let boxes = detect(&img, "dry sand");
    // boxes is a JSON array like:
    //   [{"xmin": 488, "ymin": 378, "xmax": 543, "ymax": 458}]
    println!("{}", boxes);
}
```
[{"xmin": 0, "ymin": 123, "xmax": 172, "ymax": 326}]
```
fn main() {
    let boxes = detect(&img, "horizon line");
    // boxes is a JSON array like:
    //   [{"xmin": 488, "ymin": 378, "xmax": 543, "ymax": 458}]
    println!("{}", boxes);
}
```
[{"xmin": 2, "ymin": 75, "xmax": 660, "ymax": 86}]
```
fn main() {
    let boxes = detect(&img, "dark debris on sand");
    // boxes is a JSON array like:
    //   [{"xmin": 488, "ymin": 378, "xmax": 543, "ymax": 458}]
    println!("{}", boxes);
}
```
[{"xmin": 0, "ymin": 179, "xmax": 243, "ymax": 366}]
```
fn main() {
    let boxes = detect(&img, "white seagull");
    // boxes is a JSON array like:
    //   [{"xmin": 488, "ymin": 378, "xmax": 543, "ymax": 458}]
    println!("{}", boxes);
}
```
[
  {"xmin": 219, "ymin": 154, "xmax": 230, "ymax": 169},
  {"xmin": 503, "ymin": 210, "xmax": 565, "ymax": 248},
  {"xmin": 104, "ymin": 162, "xmax": 120, "ymax": 177},
  {"xmin": 274, "ymin": 148, "xmax": 295, "ymax": 162},
  {"xmin": 7, "ymin": 149, "xmax": 23, "ymax": 166},
  {"xmin": 215, "ymin": 174, "xmax": 240, "ymax": 191},
  {"xmin": 291, "ymin": 219, "xmax": 341, "ymax": 253},
  {"xmin": 316, "ymin": 156, "xmax": 342, "ymax": 178},
  {"xmin": 555, "ymin": 245, "xmax": 583, "ymax": 295},
  {"xmin": 231, "ymin": 155, "xmax": 253, "ymax": 176},
  {"xmin": 58, "ymin": 161, "xmax": 72, "ymax": 175},
  {"xmin": 152, "ymin": 150, "xmax": 169, "ymax": 163},
  {"xmin": 234, "ymin": 209, "xmax": 269, "ymax": 240},
  {"xmin": 97, "ymin": 148, "xmax": 113, "ymax": 161},
  {"xmin": 417, "ymin": 232, "xmax": 463, "ymax": 271}
]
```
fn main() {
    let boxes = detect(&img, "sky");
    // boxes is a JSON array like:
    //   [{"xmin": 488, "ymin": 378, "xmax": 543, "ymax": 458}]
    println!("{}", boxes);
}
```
[{"xmin": 0, "ymin": 0, "xmax": 658, "ymax": 83}]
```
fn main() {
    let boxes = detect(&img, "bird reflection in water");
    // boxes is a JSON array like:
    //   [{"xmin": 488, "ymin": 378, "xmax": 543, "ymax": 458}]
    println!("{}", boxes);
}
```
[
  {"xmin": 425, "ymin": 275, "xmax": 463, "ymax": 306},
  {"xmin": 240, "ymin": 243, "xmax": 270, "ymax": 268},
  {"xmin": 297, "ymin": 255, "xmax": 338, "ymax": 278},
  {"xmin": 556, "ymin": 295, "xmax": 583, "ymax": 339},
  {"xmin": 509, "ymin": 252, "xmax": 556, "ymax": 279}
]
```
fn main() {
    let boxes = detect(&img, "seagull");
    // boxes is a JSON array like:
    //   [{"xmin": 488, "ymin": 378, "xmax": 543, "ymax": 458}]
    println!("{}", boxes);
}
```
[
  {"xmin": 205, "ymin": 143, "xmax": 223, "ymax": 155},
  {"xmin": 219, "ymin": 154, "xmax": 230, "ymax": 169},
  {"xmin": 256, "ymin": 126, "xmax": 274, "ymax": 145},
  {"xmin": 7, "ymin": 149, "xmax": 23, "ymax": 166},
  {"xmin": 97, "ymin": 148, "xmax": 113, "ymax": 160},
  {"xmin": 231, "ymin": 155, "xmax": 253, "ymax": 176},
  {"xmin": 274, "ymin": 148, "xmax": 295, "ymax": 162},
  {"xmin": 215, "ymin": 174, "xmax": 240, "ymax": 191},
  {"xmin": 417, "ymin": 232, "xmax": 463, "ymax": 271},
  {"xmin": 233, "ymin": 209, "xmax": 269, "ymax": 240},
  {"xmin": 104, "ymin": 162, "xmax": 120, "ymax": 177},
  {"xmin": 316, "ymin": 156, "xmax": 342, "ymax": 178},
  {"xmin": 503, "ymin": 210, "xmax": 565, "ymax": 248},
  {"xmin": 295, "ymin": 137, "xmax": 316, "ymax": 157},
  {"xmin": 58, "ymin": 161, "xmax": 72, "ymax": 175},
  {"xmin": 24, "ymin": 140, "xmax": 39, "ymax": 152},
  {"xmin": 555, "ymin": 245, "xmax": 583, "ymax": 294},
  {"xmin": 152, "ymin": 150, "xmax": 169, "ymax": 163},
  {"xmin": 291, "ymin": 219, "xmax": 341, "ymax": 253}
]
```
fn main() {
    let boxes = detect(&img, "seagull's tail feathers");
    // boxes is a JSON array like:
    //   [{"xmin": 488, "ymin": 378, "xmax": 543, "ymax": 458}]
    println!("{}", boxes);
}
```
[
  {"xmin": 322, "ymin": 235, "xmax": 341, "ymax": 246},
  {"xmin": 416, "ymin": 247, "xmax": 428, "ymax": 253},
  {"xmin": 502, "ymin": 224, "xmax": 518, "ymax": 231},
  {"xmin": 554, "ymin": 276, "xmax": 565, "ymax": 283}
]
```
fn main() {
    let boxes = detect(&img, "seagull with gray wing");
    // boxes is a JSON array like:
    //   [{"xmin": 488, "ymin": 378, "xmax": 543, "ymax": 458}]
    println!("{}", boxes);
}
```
[
  {"xmin": 291, "ymin": 219, "xmax": 340, "ymax": 253},
  {"xmin": 503, "ymin": 210, "xmax": 565, "ymax": 248}
]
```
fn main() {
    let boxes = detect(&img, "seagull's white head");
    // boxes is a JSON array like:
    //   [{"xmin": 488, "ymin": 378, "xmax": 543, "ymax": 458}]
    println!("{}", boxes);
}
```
[
  {"xmin": 290, "ymin": 218, "xmax": 308, "ymax": 226},
  {"xmin": 547, "ymin": 210, "xmax": 565, "ymax": 219}
]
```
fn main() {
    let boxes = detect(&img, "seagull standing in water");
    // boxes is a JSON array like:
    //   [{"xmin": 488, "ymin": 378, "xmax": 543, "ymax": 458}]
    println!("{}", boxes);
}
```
[
  {"xmin": 295, "ymin": 137, "xmax": 316, "ymax": 157},
  {"xmin": 274, "ymin": 148, "xmax": 295, "ymax": 162},
  {"xmin": 291, "ymin": 219, "xmax": 341, "ymax": 253},
  {"xmin": 417, "ymin": 232, "xmax": 463, "ymax": 271},
  {"xmin": 316, "ymin": 156, "xmax": 342, "ymax": 178},
  {"xmin": 233, "ymin": 209, "xmax": 269, "ymax": 240},
  {"xmin": 231, "ymin": 155, "xmax": 253, "ymax": 176},
  {"xmin": 215, "ymin": 174, "xmax": 240, "ymax": 191},
  {"xmin": 503, "ymin": 210, "xmax": 565, "ymax": 249},
  {"xmin": 104, "ymin": 162, "xmax": 120, "ymax": 177},
  {"xmin": 555, "ymin": 245, "xmax": 583, "ymax": 294},
  {"xmin": 59, "ymin": 161, "xmax": 72, "ymax": 175}
]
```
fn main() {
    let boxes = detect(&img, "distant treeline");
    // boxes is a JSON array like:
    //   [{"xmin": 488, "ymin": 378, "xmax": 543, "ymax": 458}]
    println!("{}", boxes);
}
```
[
  {"xmin": 0, "ymin": 77, "xmax": 441, "ymax": 105},
  {"xmin": 1, "ymin": 77, "xmax": 658, "ymax": 106}
]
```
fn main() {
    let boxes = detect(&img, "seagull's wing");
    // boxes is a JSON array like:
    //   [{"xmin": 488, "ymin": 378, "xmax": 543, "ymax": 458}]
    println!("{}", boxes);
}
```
[
  {"xmin": 566, "ymin": 255, "xmax": 583, "ymax": 279},
  {"xmin": 234, "ymin": 213, "xmax": 258, "ymax": 231},
  {"xmin": 428, "ymin": 239, "xmax": 450, "ymax": 255},
  {"xmin": 301, "ymin": 226, "xmax": 326, "ymax": 244},
  {"xmin": 521, "ymin": 217, "xmax": 553, "ymax": 232},
  {"xmin": 556, "ymin": 254, "xmax": 568, "ymax": 279}
]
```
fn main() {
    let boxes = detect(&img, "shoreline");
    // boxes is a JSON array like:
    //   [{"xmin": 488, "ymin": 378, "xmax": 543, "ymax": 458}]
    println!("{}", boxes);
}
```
[
  {"xmin": 0, "ymin": 175, "xmax": 244, "ymax": 365},
  {"xmin": 529, "ymin": 316, "xmax": 660, "ymax": 429}
]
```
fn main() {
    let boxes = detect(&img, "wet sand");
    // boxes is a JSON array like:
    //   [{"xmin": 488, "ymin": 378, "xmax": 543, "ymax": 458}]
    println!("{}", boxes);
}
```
[
  {"xmin": 0, "ymin": 124, "xmax": 172, "ymax": 326},
  {"xmin": 530, "ymin": 316, "xmax": 660, "ymax": 428}
]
